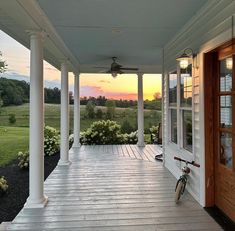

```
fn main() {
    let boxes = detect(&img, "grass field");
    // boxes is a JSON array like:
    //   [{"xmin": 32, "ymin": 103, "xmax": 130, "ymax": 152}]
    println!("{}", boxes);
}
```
[
  {"xmin": 0, "ymin": 104, "xmax": 161, "ymax": 131},
  {"xmin": 0, "ymin": 126, "xmax": 29, "ymax": 166},
  {"xmin": 0, "ymin": 103, "xmax": 161, "ymax": 166}
]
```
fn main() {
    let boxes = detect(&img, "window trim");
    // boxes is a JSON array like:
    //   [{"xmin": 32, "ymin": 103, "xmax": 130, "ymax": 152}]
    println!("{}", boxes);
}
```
[
  {"xmin": 167, "ymin": 64, "xmax": 194, "ymax": 156},
  {"xmin": 168, "ymin": 70, "xmax": 178, "ymax": 145}
]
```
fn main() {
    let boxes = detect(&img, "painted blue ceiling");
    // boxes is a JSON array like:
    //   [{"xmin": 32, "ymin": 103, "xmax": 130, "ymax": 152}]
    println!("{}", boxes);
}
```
[{"xmin": 37, "ymin": 0, "xmax": 208, "ymax": 72}]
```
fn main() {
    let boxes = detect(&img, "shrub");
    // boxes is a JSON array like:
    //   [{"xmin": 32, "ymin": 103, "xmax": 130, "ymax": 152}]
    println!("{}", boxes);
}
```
[
  {"xmin": 149, "ymin": 125, "xmax": 159, "ymax": 141},
  {"xmin": 82, "ymin": 120, "xmax": 122, "ymax": 144},
  {"xmin": 44, "ymin": 126, "xmax": 60, "ymax": 156},
  {"xmin": 18, "ymin": 151, "xmax": 29, "ymax": 169},
  {"xmin": 8, "ymin": 113, "xmax": 16, "ymax": 124},
  {"xmin": 121, "ymin": 131, "xmax": 138, "ymax": 144},
  {"xmin": 69, "ymin": 134, "xmax": 74, "ymax": 148},
  {"xmin": 149, "ymin": 125, "xmax": 158, "ymax": 134},
  {"xmin": 0, "ymin": 176, "xmax": 8, "ymax": 195},
  {"xmin": 44, "ymin": 125, "xmax": 58, "ymax": 138}
]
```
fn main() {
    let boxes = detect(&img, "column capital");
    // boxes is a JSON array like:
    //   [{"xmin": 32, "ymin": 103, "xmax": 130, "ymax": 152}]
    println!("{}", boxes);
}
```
[
  {"xmin": 137, "ymin": 72, "xmax": 144, "ymax": 77},
  {"xmin": 60, "ymin": 59, "xmax": 70, "ymax": 67},
  {"xmin": 26, "ymin": 30, "xmax": 46, "ymax": 40},
  {"xmin": 74, "ymin": 72, "xmax": 80, "ymax": 77}
]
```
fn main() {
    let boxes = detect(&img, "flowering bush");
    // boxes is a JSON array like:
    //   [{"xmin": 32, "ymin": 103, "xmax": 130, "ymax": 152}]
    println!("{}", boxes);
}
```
[
  {"xmin": 82, "ymin": 120, "xmax": 122, "ymax": 144},
  {"xmin": 0, "ymin": 176, "xmax": 8, "ymax": 196},
  {"xmin": 44, "ymin": 126, "xmax": 60, "ymax": 156},
  {"xmin": 121, "ymin": 131, "xmax": 138, "ymax": 144},
  {"xmin": 149, "ymin": 125, "xmax": 159, "ymax": 141},
  {"xmin": 149, "ymin": 125, "xmax": 158, "ymax": 134},
  {"xmin": 18, "ymin": 151, "xmax": 29, "ymax": 169},
  {"xmin": 44, "ymin": 125, "xmax": 58, "ymax": 138}
]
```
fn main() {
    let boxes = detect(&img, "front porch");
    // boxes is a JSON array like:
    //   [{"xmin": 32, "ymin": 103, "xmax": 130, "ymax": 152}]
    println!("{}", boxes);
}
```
[{"xmin": 7, "ymin": 145, "xmax": 221, "ymax": 230}]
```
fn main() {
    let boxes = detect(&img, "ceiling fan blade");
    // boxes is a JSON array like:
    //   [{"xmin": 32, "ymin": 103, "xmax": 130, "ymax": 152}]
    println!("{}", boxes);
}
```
[
  {"xmin": 97, "ymin": 70, "xmax": 107, "ymax": 73},
  {"xmin": 120, "ymin": 67, "xmax": 139, "ymax": 71},
  {"xmin": 93, "ymin": 66, "xmax": 109, "ymax": 69}
]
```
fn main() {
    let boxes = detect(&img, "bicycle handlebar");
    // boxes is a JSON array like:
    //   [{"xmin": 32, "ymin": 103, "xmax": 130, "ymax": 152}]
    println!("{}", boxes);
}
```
[{"xmin": 174, "ymin": 156, "xmax": 200, "ymax": 168}]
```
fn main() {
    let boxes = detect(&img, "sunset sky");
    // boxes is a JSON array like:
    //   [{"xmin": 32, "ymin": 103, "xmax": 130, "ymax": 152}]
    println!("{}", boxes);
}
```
[{"xmin": 0, "ymin": 30, "xmax": 161, "ymax": 100}]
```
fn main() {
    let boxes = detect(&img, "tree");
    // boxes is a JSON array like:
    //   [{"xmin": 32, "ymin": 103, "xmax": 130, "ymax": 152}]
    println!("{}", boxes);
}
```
[
  {"xmin": 0, "ymin": 51, "xmax": 7, "ymax": 73},
  {"xmin": 121, "ymin": 120, "xmax": 134, "ymax": 134},
  {"xmin": 0, "ymin": 96, "xmax": 3, "ymax": 114},
  {"xmin": 105, "ymin": 100, "xmax": 116, "ymax": 119},
  {"xmin": 86, "ymin": 100, "xmax": 95, "ymax": 119},
  {"xmin": 9, "ymin": 113, "xmax": 16, "ymax": 124},
  {"xmin": 153, "ymin": 92, "xmax": 161, "ymax": 100},
  {"xmin": 96, "ymin": 108, "xmax": 103, "ymax": 119}
]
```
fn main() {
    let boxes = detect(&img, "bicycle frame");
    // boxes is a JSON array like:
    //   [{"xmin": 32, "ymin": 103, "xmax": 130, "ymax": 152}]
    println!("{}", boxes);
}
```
[
  {"xmin": 174, "ymin": 156, "xmax": 200, "ymax": 202},
  {"xmin": 175, "ymin": 162, "xmax": 190, "ymax": 194}
]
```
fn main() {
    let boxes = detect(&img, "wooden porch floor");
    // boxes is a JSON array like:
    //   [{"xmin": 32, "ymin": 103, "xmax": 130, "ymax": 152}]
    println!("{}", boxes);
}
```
[{"xmin": 8, "ymin": 145, "xmax": 221, "ymax": 230}]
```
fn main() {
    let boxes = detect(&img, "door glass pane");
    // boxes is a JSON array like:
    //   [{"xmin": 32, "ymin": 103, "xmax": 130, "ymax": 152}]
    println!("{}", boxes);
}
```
[
  {"xmin": 182, "ymin": 110, "xmax": 192, "ymax": 152},
  {"xmin": 220, "ymin": 56, "xmax": 232, "ymax": 92},
  {"xmin": 170, "ymin": 109, "xmax": 177, "ymax": 143},
  {"xmin": 220, "ymin": 133, "xmax": 232, "ymax": 168},
  {"xmin": 169, "ymin": 71, "xmax": 177, "ymax": 106},
  {"xmin": 220, "ymin": 95, "xmax": 232, "ymax": 128}
]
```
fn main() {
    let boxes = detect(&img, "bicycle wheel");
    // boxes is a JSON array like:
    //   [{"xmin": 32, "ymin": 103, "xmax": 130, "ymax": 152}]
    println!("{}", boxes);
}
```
[{"xmin": 175, "ymin": 180, "xmax": 185, "ymax": 203}]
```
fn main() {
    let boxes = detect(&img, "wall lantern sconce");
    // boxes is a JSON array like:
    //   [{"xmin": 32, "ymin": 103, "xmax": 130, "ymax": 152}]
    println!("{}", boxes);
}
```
[
  {"xmin": 226, "ymin": 57, "xmax": 233, "ymax": 70},
  {"xmin": 176, "ymin": 48, "xmax": 197, "ymax": 69}
]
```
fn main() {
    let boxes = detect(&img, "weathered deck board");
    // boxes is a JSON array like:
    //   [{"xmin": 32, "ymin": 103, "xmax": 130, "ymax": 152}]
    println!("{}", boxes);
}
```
[{"xmin": 7, "ymin": 145, "xmax": 222, "ymax": 230}]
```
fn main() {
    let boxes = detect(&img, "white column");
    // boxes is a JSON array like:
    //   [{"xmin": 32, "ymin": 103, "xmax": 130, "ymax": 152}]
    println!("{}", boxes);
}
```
[
  {"xmin": 72, "ymin": 73, "xmax": 81, "ymax": 148},
  {"xmin": 25, "ymin": 32, "xmax": 48, "ymax": 208},
  {"xmin": 58, "ymin": 62, "xmax": 71, "ymax": 165},
  {"xmin": 137, "ymin": 73, "xmax": 145, "ymax": 147}
]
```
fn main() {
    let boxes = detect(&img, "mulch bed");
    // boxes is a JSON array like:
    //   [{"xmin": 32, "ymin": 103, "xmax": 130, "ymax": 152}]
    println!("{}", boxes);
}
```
[{"xmin": 0, "ymin": 153, "xmax": 60, "ymax": 223}]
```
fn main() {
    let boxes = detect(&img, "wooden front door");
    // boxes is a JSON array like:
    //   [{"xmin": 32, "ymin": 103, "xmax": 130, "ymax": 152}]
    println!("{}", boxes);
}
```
[{"xmin": 214, "ymin": 51, "xmax": 235, "ymax": 221}]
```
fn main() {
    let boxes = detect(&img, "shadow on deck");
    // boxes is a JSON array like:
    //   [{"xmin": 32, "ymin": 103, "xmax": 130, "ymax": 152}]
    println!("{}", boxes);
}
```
[{"xmin": 7, "ymin": 145, "xmax": 221, "ymax": 230}]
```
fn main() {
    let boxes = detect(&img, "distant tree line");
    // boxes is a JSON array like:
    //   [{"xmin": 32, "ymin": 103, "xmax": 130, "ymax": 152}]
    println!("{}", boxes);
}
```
[
  {"xmin": 0, "ymin": 77, "xmax": 63, "ymax": 106},
  {"xmin": 79, "ymin": 96, "xmax": 137, "ymax": 108},
  {"xmin": 0, "ymin": 78, "xmax": 29, "ymax": 106},
  {"xmin": 79, "ymin": 96, "xmax": 161, "ymax": 110},
  {"xmin": 0, "ymin": 77, "xmax": 161, "ymax": 110}
]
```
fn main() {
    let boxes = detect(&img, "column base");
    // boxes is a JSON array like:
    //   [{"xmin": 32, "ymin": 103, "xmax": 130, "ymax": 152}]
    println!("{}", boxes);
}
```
[
  {"xmin": 58, "ymin": 159, "xmax": 71, "ymax": 166},
  {"xmin": 137, "ymin": 142, "xmax": 145, "ymax": 147},
  {"xmin": 24, "ymin": 195, "xmax": 48, "ymax": 209},
  {"xmin": 72, "ymin": 143, "xmax": 81, "ymax": 148}
]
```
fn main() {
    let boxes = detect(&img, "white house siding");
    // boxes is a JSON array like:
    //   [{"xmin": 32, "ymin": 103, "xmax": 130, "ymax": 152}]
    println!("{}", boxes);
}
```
[{"xmin": 162, "ymin": 0, "xmax": 235, "ymax": 206}]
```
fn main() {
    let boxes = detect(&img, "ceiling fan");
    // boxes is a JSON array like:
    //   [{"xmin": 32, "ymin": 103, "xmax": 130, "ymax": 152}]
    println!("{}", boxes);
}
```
[{"xmin": 95, "ymin": 57, "xmax": 139, "ymax": 78}]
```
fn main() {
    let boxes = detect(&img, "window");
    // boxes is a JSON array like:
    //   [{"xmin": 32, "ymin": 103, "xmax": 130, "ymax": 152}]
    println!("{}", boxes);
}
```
[
  {"xmin": 168, "ymin": 71, "xmax": 177, "ymax": 144},
  {"xmin": 182, "ymin": 110, "xmax": 192, "ymax": 152},
  {"xmin": 168, "ymin": 65, "xmax": 193, "ymax": 153},
  {"xmin": 180, "ymin": 64, "xmax": 193, "ymax": 152},
  {"xmin": 170, "ymin": 109, "xmax": 177, "ymax": 143},
  {"xmin": 169, "ymin": 71, "xmax": 177, "ymax": 107},
  {"xmin": 180, "ymin": 66, "xmax": 192, "ymax": 107}
]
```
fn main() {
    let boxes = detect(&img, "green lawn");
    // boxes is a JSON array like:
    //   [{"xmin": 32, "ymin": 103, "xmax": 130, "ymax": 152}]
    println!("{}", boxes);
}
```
[{"xmin": 0, "ymin": 126, "xmax": 29, "ymax": 166}]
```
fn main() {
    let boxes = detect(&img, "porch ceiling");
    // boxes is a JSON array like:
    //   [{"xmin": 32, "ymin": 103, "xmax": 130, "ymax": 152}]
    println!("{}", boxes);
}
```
[{"xmin": 0, "ymin": 0, "xmax": 208, "ymax": 73}]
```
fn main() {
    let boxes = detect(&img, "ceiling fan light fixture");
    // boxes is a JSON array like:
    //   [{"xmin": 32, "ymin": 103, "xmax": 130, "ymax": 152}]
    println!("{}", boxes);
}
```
[{"xmin": 111, "ymin": 72, "xmax": 118, "ymax": 78}]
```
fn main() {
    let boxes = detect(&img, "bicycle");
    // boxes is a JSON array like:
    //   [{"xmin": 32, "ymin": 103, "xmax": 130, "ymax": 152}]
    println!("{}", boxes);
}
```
[{"xmin": 174, "ymin": 156, "xmax": 200, "ymax": 203}]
